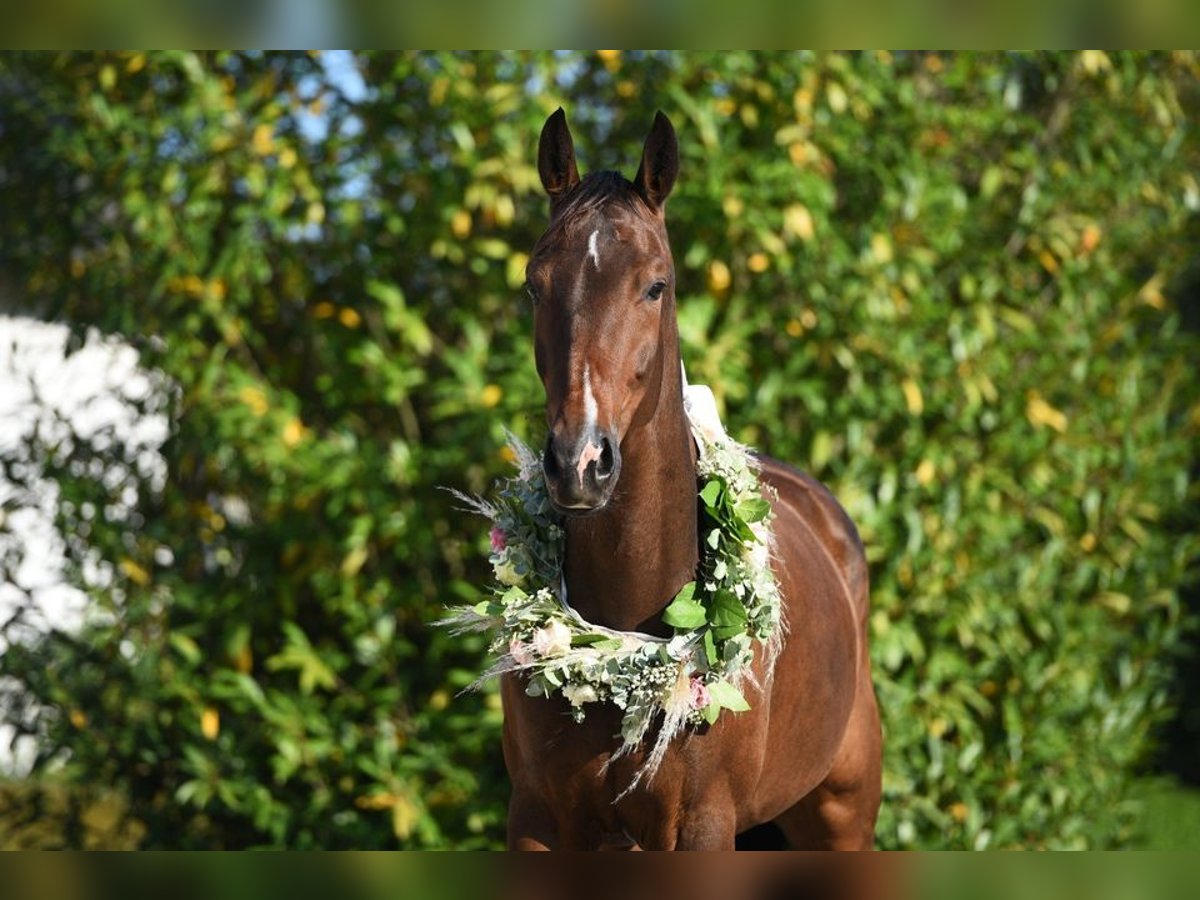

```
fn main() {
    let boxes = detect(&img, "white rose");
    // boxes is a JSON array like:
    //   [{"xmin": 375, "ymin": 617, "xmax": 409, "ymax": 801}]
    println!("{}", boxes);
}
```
[
  {"xmin": 563, "ymin": 683, "xmax": 598, "ymax": 707},
  {"xmin": 532, "ymin": 620, "xmax": 572, "ymax": 657}
]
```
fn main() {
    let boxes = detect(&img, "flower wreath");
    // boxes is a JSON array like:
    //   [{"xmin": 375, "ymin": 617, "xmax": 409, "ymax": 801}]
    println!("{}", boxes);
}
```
[{"xmin": 445, "ymin": 384, "xmax": 784, "ymax": 792}]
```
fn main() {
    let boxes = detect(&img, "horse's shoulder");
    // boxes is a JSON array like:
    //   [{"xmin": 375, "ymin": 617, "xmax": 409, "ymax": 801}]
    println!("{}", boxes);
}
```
[{"xmin": 755, "ymin": 455, "xmax": 869, "ymax": 619}]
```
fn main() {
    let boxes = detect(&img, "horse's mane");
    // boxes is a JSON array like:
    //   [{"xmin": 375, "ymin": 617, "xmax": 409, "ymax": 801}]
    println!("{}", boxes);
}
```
[{"xmin": 534, "ymin": 171, "xmax": 645, "ymax": 252}]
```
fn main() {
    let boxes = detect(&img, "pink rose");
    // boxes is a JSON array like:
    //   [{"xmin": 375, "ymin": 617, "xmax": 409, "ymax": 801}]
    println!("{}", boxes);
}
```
[
  {"xmin": 489, "ymin": 526, "xmax": 507, "ymax": 552},
  {"xmin": 689, "ymin": 676, "xmax": 711, "ymax": 710},
  {"xmin": 508, "ymin": 637, "xmax": 533, "ymax": 666}
]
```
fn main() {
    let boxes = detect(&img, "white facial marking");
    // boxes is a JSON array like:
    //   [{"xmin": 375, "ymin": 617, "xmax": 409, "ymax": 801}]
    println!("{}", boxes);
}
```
[
  {"xmin": 586, "ymin": 229, "xmax": 601, "ymax": 269},
  {"xmin": 582, "ymin": 363, "xmax": 597, "ymax": 432},
  {"xmin": 576, "ymin": 364, "xmax": 600, "ymax": 485},
  {"xmin": 575, "ymin": 438, "xmax": 602, "ymax": 485}
]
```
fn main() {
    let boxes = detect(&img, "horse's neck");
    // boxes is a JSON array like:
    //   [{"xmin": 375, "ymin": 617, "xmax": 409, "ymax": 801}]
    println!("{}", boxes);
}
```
[{"xmin": 563, "ymin": 363, "xmax": 698, "ymax": 635}]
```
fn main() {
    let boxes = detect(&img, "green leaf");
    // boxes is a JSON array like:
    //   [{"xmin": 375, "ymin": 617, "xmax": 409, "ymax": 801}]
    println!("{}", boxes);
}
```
[
  {"xmin": 708, "ymin": 680, "xmax": 750, "ymax": 712},
  {"xmin": 572, "ymin": 633, "xmax": 621, "ymax": 651},
  {"xmin": 735, "ymin": 497, "xmax": 771, "ymax": 523},
  {"xmin": 709, "ymin": 590, "xmax": 748, "ymax": 628},
  {"xmin": 701, "ymin": 701, "xmax": 721, "ymax": 725},
  {"xmin": 699, "ymin": 478, "xmax": 724, "ymax": 509},
  {"xmin": 663, "ymin": 585, "xmax": 707, "ymax": 630},
  {"xmin": 703, "ymin": 629, "xmax": 718, "ymax": 666}
]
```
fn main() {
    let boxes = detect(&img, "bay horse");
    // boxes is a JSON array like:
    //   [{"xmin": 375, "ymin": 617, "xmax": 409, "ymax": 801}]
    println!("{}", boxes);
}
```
[{"xmin": 500, "ymin": 108, "xmax": 881, "ymax": 850}]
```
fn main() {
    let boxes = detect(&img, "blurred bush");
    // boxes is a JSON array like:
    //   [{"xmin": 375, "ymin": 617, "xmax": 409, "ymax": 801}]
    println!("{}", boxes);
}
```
[{"xmin": 0, "ymin": 51, "xmax": 1197, "ymax": 848}]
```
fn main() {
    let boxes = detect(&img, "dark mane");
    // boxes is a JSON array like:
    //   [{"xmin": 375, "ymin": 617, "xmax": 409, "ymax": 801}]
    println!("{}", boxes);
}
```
[{"xmin": 536, "ymin": 171, "xmax": 644, "ymax": 250}]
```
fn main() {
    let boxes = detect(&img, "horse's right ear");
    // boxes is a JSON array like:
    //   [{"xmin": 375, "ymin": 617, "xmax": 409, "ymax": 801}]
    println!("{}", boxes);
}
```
[{"xmin": 538, "ymin": 108, "xmax": 580, "ymax": 211}]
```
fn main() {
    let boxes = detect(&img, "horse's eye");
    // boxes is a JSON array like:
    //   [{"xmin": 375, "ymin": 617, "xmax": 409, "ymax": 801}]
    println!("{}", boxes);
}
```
[
  {"xmin": 646, "ymin": 281, "xmax": 667, "ymax": 301},
  {"xmin": 524, "ymin": 282, "xmax": 539, "ymax": 306}
]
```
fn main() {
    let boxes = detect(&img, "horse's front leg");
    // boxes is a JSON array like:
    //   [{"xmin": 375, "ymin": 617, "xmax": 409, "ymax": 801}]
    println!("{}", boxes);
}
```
[
  {"xmin": 674, "ymin": 799, "xmax": 738, "ymax": 850},
  {"xmin": 507, "ymin": 790, "xmax": 557, "ymax": 850}
]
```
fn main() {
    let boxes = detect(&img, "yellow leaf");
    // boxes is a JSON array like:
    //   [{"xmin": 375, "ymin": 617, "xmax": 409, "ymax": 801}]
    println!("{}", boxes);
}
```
[
  {"xmin": 871, "ymin": 233, "xmax": 893, "ymax": 265},
  {"xmin": 391, "ymin": 794, "xmax": 420, "ymax": 840},
  {"xmin": 785, "ymin": 319, "xmax": 804, "ymax": 338},
  {"xmin": 341, "ymin": 546, "xmax": 369, "ymax": 577},
  {"xmin": 201, "ymin": 707, "xmax": 220, "ymax": 741},
  {"xmin": 451, "ymin": 209, "xmax": 472, "ymax": 239},
  {"xmin": 722, "ymin": 195, "xmax": 744, "ymax": 218},
  {"xmin": 826, "ymin": 82, "xmax": 848, "ymax": 114},
  {"xmin": 1079, "ymin": 223, "xmax": 1101, "ymax": 254},
  {"xmin": 339, "ymin": 308, "xmax": 362, "ymax": 328},
  {"xmin": 278, "ymin": 147, "xmax": 297, "ymax": 170},
  {"xmin": 282, "ymin": 418, "xmax": 305, "ymax": 447},
  {"xmin": 1079, "ymin": 532, "xmax": 1097, "ymax": 552},
  {"xmin": 507, "ymin": 252, "xmax": 528, "ymax": 289},
  {"xmin": 252, "ymin": 123, "xmax": 275, "ymax": 156},
  {"xmin": 1079, "ymin": 50, "xmax": 1112, "ymax": 75},
  {"xmin": 119, "ymin": 558, "xmax": 151, "ymax": 587},
  {"xmin": 1096, "ymin": 592, "xmax": 1131, "ymax": 615},
  {"xmin": 499, "ymin": 445, "xmax": 517, "ymax": 464},
  {"xmin": 126, "ymin": 53, "xmax": 146, "ymax": 74},
  {"xmin": 356, "ymin": 792, "xmax": 396, "ymax": 811},
  {"xmin": 69, "ymin": 709, "xmax": 88, "ymax": 729},
  {"xmin": 313, "ymin": 301, "xmax": 336, "ymax": 319},
  {"xmin": 306, "ymin": 202, "xmax": 325, "ymax": 226},
  {"xmin": 238, "ymin": 386, "xmax": 268, "ymax": 416},
  {"xmin": 707, "ymin": 260, "xmax": 731, "ymax": 294},
  {"xmin": 596, "ymin": 50, "xmax": 620, "ymax": 72},
  {"xmin": 1038, "ymin": 249, "xmax": 1060, "ymax": 274},
  {"xmin": 429, "ymin": 689, "xmax": 450, "ymax": 711},
  {"xmin": 901, "ymin": 378, "xmax": 924, "ymax": 416},
  {"xmin": 949, "ymin": 802, "xmax": 969, "ymax": 823},
  {"xmin": 915, "ymin": 459, "xmax": 935, "ymax": 486},
  {"xmin": 480, "ymin": 384, "xmax": 503, "ymax": 408},
  {"xmin": 1138, "ymin": 274, "xmax": 1166, "ymax": 310},
  {"xmin": 747, "ymin": 252, "xmax": 769, "ymax": 273},
  {"xmin": 1026, "ymin": 391, "xmax": 1068, "ymax": 433},
  {"xmin": 494, "ymin": 195, "xmax": 515, "ymax": 227},
  {"xmin": 234, "ymin": 644, "xmax": 253, "ymax": 674},
  {"xmin": 783, "ymin": 204, "xmax": 815, "ymax": 241}
]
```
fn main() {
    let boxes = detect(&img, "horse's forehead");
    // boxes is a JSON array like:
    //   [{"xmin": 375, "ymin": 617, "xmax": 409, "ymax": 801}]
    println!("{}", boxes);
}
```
[{"xmin": 549, "ymin": 211, "xmax": 664, "ymax": 269}]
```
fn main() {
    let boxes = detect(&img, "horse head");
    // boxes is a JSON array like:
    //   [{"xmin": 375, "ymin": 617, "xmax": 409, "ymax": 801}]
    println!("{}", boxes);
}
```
[{"xmin": 527, "ymin": 108, "xmax": 681, "ymax": 513}]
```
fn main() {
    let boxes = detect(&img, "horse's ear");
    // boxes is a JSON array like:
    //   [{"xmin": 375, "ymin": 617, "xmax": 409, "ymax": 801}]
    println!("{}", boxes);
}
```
[
  {"xmin": 634, "ymin": 110, "xmax": 678, "ymax": 211},
  {"xmin": 538, "ymin": 107, "xmax": 580, "ymax": 210}
]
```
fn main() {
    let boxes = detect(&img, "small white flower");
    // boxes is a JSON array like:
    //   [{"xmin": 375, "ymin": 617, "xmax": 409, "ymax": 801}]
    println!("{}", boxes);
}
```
[
  {"xmin": 562, "ymin": 683, "xmax": 598, "ymax": 707},
  {"xmin": 747, "ymin": 539, "xmax": 771, "ymax": 573},
  {"xmin": 532, "ymin": 620, "xmax": 572, "ymax": 657}
]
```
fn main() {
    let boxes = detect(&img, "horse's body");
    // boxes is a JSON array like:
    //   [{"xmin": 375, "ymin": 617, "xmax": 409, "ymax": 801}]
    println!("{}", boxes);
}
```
[{"xmin": 501, "ymin": 110, "xmax": 881, "ymax": 849}]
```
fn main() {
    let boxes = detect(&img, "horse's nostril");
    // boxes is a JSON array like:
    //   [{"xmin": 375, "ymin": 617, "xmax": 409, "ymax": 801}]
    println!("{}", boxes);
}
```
[
  {"xmin": 543, "ymin": 435, "xmax": 561, "ymax": 479},
  {"xmin": 595, "ymin": 436, "xmax": 615, "ymax": 480}
]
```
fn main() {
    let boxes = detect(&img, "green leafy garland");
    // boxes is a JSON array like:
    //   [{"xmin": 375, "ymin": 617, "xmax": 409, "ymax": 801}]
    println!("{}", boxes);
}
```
[{"xmin": 445, "ymin": 416, "xmax": 783, "ymax": 791}]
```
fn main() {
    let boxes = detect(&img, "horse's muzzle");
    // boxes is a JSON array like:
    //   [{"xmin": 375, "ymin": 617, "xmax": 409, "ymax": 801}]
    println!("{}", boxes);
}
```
[{"xmin": 543, "ymin": 428, "xmax": 620, "ymax": 512}]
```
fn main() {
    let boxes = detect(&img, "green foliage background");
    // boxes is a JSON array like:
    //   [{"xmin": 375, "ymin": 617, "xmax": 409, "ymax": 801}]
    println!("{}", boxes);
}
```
[{"xmin": 0, "ymin": 51, "xmax": 1197, "ymax": 849}]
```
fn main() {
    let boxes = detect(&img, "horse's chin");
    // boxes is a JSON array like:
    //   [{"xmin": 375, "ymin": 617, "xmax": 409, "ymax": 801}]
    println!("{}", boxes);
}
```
[{"xmin": 549, "ymin": 493, "xmax": 614, "ymax": 518}]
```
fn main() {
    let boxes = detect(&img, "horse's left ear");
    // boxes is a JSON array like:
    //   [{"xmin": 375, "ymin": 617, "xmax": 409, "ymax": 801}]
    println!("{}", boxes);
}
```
[{"xmin": 634, "ymin": 111, "xmax": 678, "ymax": 211}]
